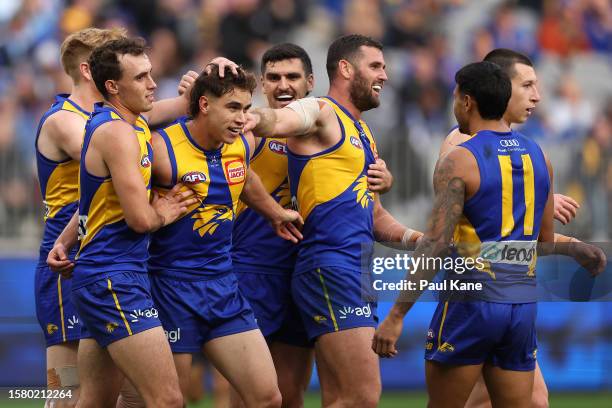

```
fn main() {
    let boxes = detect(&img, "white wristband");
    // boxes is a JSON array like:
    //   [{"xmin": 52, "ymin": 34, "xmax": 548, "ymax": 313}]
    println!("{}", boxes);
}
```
[{"xmin": 401, "ymin": 228, "xmax": 418, "ymax": 248}]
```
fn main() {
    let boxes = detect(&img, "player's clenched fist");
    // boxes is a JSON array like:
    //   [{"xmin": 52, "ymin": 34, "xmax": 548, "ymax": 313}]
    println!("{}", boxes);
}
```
[{"xmin": 367, "ymin": 158, "xmax": 393, "ymax": 193}]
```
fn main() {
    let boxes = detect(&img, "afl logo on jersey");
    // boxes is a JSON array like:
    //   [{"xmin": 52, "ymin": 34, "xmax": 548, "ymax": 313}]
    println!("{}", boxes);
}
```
[
  {"xmin": 350, "ymin": 136, "xmax": 363, "ymax": 149},
  {"xmin": 268, "ymin": 140, "xmax": 287, "ymax": 155},
  {"xmin": 182, "ymin": 171, "xmax": 207, "ymax": 185},
  {"xmin": 140, "ymin": 154, "xmax": 151, "ymax": 168},
  {"xmin": 500, "ymin": 139, "xmax": 520, "ymax": 147},
  {"xmin": 225, "ymin": 159, "xmax": 246, "ymax": 185}
]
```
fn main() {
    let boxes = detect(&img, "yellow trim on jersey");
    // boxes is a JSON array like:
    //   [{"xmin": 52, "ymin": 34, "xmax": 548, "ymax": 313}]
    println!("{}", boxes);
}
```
[
  {"xmin": 437, "ymin": 301, "xmax": 449, "ymax": 350},
  {"xmin": 454, "ymin": 215, "xmax": 494, "ymax": 279},
  {"xmin": 317, "ymin": 268, "xmax": 338, "ymax": 332},
  {"xmin": 61, "ymin": 101, "xmax": 89, "ymax": 120},
  {"xmin": 498, "ymin": 156, "xmax": 514, "ymax": 237},
  {"xmin": 45, "ymin": 160, "xmax": 80, "ymax": 219},
  {"xmin": 57, "ymin": 275, "xmax": 67, "ymax": 342},
  {"xmin": 107, "ymin": 279, "xmax": 132, "ymax": 336},
  {"xmin": 521, "ymin": 154, "xmax": 535, "ymax": 236}
]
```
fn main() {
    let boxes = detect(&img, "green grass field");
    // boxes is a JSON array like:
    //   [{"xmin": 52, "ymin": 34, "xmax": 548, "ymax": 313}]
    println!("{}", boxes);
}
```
[{"xmin": 1, "ymin": 391, "xmax": 610, "ymax": 407}]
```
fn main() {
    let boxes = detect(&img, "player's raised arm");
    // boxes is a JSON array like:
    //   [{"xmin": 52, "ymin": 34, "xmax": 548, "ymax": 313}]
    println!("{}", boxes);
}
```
[
  {"xmin": 247, "ymin": 97, "xmax": 334, "ymax": 138},
  {"xmin": 240, "ymin": 167, "xmax": 303, "ymax": 243},
  {"xmin": 372, "ymin": 147, "xmax": 474, "ymax": 358}
]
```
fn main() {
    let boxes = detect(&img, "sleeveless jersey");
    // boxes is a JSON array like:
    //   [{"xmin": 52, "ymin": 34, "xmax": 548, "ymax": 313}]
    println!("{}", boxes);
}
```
[
  {"xmin": 451, "ymin": 130, "xmax": 550, "ymax": 302},
  {"xmin": 288, "ymin": 96, "xmax": 378, "ymax": 274},
  {"xmin": 35, "ymin": 94, "xmax": 89, "ymax": 265},
  {"xmin": 148, "ymin": 118, "xmax": 250, "ymax": 279},
  {"xmin": 232, "ymin": 137, "xmax": 296, "ymax": 274},
  {"xmin": 74, "ymin": 103, "xmax": 152, "ymax": 288}
]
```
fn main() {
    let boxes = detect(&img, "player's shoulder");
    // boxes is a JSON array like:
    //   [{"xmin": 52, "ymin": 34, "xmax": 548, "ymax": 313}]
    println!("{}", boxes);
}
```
[{"xmin": 41, "ymin": 109, "xmax": 87, "ymax": 141}]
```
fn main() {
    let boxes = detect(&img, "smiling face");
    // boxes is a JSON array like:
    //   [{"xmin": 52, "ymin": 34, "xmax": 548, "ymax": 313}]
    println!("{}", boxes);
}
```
[
  {"xmin": 112, "ymin": 53, "xmax": 157, "ymax": 113},
  {"xmin": 262, "ymin": 58, "xmax": 313, "ymax": 109},
  {"xmin": 348, "ymin": 46, "xmax": 387, "ymax": 112},
  {"xmin": 504, "ymin": 63, "xmax": 540, "ymax": 125},
  {"xmin": 203, "ymin": 88, "xmax": 252, "ymax": 145}
]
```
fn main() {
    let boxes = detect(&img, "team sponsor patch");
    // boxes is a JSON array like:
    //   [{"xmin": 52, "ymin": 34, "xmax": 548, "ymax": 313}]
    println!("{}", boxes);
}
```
[
  {"xmin": 181, "ymin": 171, "xmax": 207, "ymax": 185},
  {"xmin": 268, "ymin": 140, "xmax": 287, "ymax": 155},
  {"xmin": 140, "ymin": 154, "xmax": 151, "ymax": 168},
  {"xmin": 225, "ymin": 159, "xmax": 246, "ymax": 185}
]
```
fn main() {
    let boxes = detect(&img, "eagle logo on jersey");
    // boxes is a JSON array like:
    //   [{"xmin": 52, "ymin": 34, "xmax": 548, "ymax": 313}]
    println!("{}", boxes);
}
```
[
  {"xmin": 106, "ymin": 322, "xmax": 119, "ymax": 333},
  {"xmin": 353, "ymin": 175, "xmax": 373, "ymax": 208},
  {"xmin": 275, "ymin": 180, "xmax": 291, "ymax": 208},
  {"xmin": 192, "ymin": 204, "xmax": 234, "ymax": 237}
]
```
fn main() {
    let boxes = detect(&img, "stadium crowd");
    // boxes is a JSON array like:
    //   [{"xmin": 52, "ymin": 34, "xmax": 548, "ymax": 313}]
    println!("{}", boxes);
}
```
[{"xmin": 0, "ymin": 0, "xmax": 610, "ymax": 244}]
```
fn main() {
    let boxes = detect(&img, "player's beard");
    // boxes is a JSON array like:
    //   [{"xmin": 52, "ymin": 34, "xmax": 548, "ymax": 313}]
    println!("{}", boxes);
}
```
[{"xmin": 349, "ymin": 71, "xmax": 380, "ymax": 112}]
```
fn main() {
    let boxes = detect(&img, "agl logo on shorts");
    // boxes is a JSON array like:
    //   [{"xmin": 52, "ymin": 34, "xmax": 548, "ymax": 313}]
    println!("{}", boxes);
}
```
[
  {"xmin": 338, "ymin": 304, "xmax": 371, "ymax": 319},
  {"xmin": 225, "ymin": 159, "xmax": 245, "ymax": 185}
]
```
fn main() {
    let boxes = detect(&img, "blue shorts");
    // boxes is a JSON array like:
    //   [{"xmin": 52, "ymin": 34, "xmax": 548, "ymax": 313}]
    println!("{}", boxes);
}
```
[
  {"xmin": 150, "ymin": 273, "xmax": 259, "ymax": 353},
  {"xmin": 234, "ymin": 268, "xmax": 312, "ymax": 348},
  {"xmin": 35, "ymin": 265, "xmax": 82, "ymax": 347},
  {"xmin": 425, "ymin": 301, "xmax": 537, "ymax": 371},
  {"xmin": 291, "ymin": 267, "xmax": 378, "ymax": 341},
  {"xmin": 72, "ymin": 272, "xmax": 161, "ymax": 348}
]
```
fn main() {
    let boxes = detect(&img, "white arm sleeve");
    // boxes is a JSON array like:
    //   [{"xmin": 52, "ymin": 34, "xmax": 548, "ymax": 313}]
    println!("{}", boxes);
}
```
[{"xmin": 285, "ymin": 97, "xmax": 321, "ymax": 135}]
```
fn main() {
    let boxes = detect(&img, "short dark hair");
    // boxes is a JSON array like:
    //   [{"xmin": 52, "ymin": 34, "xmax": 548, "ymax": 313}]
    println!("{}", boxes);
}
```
[
  {"xmin": 326, "ymin": 34, "xmax": 383, "ymax": 81},
  {"xmin": 455, "ymin": 61, "xmax": 511, "ymax": 120},
  {"xmin": 483, "ymin": 48, "xmax": 533, "ymax": 79},
  {"xmin": 89, "ymin": 37, "xmax": 147, "ymax": 99},
  {"xmin": 261, "ymin": 43, "xmax": 313, "ymax": 76},
  {"xmin": 188, "ymin": 65, "xmax": 257, "ymax": 117}
]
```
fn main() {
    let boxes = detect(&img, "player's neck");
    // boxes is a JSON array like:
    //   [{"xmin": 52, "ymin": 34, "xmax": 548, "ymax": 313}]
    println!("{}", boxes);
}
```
[
  {"xmin": 69, "ymin": 83, "xmax": 102, "ymax": 113},
  {"xmin": 327, "ymin": 87, "xmax": 362, "ymax": 120},
  {"xmin": 469, "ymin": 118, "xmax": 511, "ymax": 134},
  {"xmin": 105, "ymin": 98, "xmax": 139, "ymax": 125},
  {"xmin": 187, "ymin": 118, "xmax": 223, "ymax": 151}
]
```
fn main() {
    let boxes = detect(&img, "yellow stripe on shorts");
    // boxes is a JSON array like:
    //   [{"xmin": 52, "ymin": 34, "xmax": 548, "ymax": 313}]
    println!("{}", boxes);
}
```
[{"xmin": 107, "ymin": 278, "xmax": 133, "ymax": 336}]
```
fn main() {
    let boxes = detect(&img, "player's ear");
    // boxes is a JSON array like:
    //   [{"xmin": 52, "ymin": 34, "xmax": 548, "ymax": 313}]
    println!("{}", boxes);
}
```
[
  {"xmin": 338, "ymin": 59, "xmax": 353, "ymax": 80},
  {"xmin": 464, "ymin": 94, "xmax": 473, "ymax": 112},
  {"xmin": 199, "ymin": 95, "xmax": 209, "ymax": 114},
  {"xmin": 105, "ymin": 79, "xmax": 119, "ymax": 96},
  {"xmin": 306, "ymin": 73, "xmax": 314, "ymax": 93},
  {"xmin": 80, "ymin": 62, "xmax": 92, "ymax": 82}
]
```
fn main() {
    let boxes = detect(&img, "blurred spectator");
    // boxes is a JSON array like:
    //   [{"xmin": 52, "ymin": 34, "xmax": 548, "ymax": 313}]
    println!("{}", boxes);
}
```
[
  {"xmin": 538, "ymin": 0, "xmax": 591, "ymax": 58},
  {"xmin": 578, "ymin": 113, "xmax": 611, "ymax": 239},
  {"xmin": 343, "ymin": 0, "xmax": 384, "ymax": 40},
  {"xmin": 487, "ymin": 1, "xmax": 538, "ymax": 57},
  {"xmin": 546, "ymin": 73, "xmax": 595, "ymax": 139},
  {"xmin": 582, "ymin": 0, "xmax": 612, "ymax": 55},
  {"xmin": 0, "ymin": 96, "xmax": 30, "ymax": 236}
]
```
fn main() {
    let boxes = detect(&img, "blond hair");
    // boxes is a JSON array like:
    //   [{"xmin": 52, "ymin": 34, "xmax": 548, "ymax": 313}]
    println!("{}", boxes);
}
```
[{"xmin": 60, "ymin": 27, "xmax": 127, "ymax": 83}]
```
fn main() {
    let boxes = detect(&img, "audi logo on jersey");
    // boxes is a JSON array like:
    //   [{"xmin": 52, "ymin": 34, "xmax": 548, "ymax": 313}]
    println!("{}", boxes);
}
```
[{"xmin": 499, "ymin": 139, "xmax": 520, "ymax": 147}]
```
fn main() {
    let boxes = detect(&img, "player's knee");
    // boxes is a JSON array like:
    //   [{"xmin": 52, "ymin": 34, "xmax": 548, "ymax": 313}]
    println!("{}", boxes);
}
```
[
  {"xmin": 250, "ymin": 387, "xmax": 282, "ymax": 408},
  {"xmin": 153, "ymin": 388, "xmax": 183, "ymax": 408},
  {"xmin": 342, "ymin": 385, "xmax": 380, "ymax": 408}
]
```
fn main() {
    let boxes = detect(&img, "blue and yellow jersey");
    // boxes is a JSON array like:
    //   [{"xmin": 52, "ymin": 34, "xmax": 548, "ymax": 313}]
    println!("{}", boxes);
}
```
[
  {"xmin": 148, "ymin": 118, "xmax": 250, "ymax": 279},
  {"xmin": 288, "ymin": 96, "xmax": 378, "ymax": 274},
  {"xmin": 451, "ymin": 130, "xmax": 550, "ymax": 302},
  {"xmin": 35, "ymin": 94, "xmax": 89, "ymax": 265},
  {"xmin": 232, "ymin": 138, "xmax": 296, "ymax": 274},
  {"xmin": 74, "ymin": 103, "xmax": 152, "ymax": 288}
]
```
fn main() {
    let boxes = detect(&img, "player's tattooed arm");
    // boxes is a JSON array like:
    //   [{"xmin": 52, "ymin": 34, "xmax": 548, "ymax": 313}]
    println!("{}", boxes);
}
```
[
  {"xmin": 240, "ymin": 168, "xmax": 304, "ymax": 243},
  {"xmin": 373, "ymin": 148, "xmax": 469, "ymax": 358}
]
